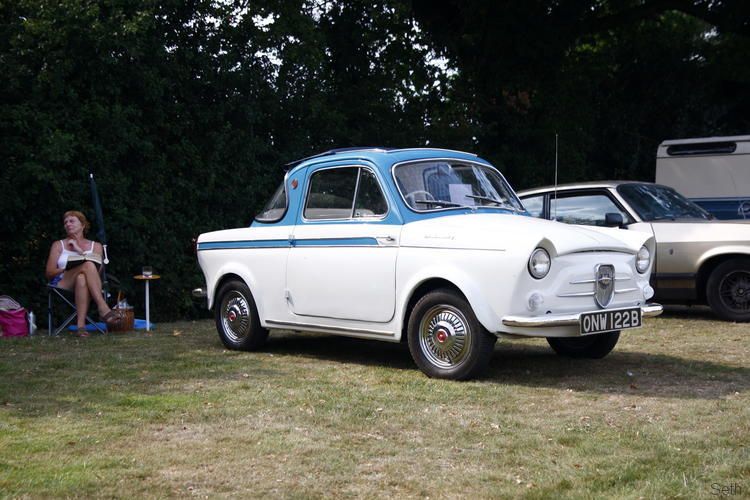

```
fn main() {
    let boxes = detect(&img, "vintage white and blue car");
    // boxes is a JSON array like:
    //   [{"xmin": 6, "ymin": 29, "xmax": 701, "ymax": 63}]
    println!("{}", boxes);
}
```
[{"xmin": 197, "ymin": 148, "xmax": 662, "ymax": 379}]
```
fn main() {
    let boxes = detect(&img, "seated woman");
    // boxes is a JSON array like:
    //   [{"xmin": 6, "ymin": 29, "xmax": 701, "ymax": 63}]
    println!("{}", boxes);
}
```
[{"xmin": 45, "ymin": 210, "xmax": 121, "ymax": 336}]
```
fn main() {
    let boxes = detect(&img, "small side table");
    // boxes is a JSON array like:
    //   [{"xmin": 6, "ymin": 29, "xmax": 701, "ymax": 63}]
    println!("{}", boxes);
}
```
[{"xmin": 133, "ymin": 274, "xmax": 161, "ymax": 331}]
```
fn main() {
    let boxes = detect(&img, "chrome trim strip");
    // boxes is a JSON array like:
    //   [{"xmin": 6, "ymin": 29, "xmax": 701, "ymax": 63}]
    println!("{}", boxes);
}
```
[
  {"xmin": 569, "ymin": 275, "xmax": 630, "ymax": 285},
  {"xmin": 557, "ymin": 287, "xmax": 639, "ymax": 298},
  {"xmin": 556, "ymin": 291, "xmax": 595, "ymax": 297},
  {"xmin": 501, "ymin": 303, "xmax": 663, "ymax": 328},
  {"xmin": 390, "ymin": 147, "xmax": 478, "ymax": 156},
  {"xmin": 265, "ymin": 319, "xmax": 394, "ymax": 336}
]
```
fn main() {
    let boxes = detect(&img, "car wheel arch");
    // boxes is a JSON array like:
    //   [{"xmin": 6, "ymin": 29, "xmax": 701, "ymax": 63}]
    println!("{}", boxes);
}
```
[
  {"xmin": 696, "ymin": 252, "xmax": 750, "ymax": 302},
  {"xmin": 400, "ymin": 278, "xmax": 466, "ymax": 343},
  {"xmin": 212, "ymin": 273, "xmax": 250, "ymax": 308}
]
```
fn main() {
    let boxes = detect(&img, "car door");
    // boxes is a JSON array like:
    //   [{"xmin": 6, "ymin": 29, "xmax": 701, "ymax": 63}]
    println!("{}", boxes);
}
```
[{"xmin": 286, "ymin": 164, "xmax": 400, "ymax": 323}]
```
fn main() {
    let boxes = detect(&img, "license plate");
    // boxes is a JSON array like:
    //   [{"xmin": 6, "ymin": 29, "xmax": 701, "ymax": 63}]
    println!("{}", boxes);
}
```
[{"xmin": 580, "ymin": 307, "xmax": 642, "ymax": 335}]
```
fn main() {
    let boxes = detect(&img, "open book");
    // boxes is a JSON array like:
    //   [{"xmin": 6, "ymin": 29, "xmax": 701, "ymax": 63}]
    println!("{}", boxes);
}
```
[{"xmin": 65, "ymin": 253, "xmax": 103, "ymax": 270}]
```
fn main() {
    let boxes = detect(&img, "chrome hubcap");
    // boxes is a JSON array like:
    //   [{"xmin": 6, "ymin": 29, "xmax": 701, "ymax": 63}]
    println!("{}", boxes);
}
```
[
  {"xmin": 419, "ymin": 305, "xmax": 472, "ymax": 368},
  {"xmin": 222, "ymin": 291, "xmax": 250, "ymax": 342},
  {"xmin": 720, "ymin": 270, "xmax": 750, "ymax": 312}
]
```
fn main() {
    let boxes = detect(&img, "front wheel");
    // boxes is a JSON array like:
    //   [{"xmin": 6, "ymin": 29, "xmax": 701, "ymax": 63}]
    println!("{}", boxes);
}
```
[
  {"xmin": 407, "ymin": 289, "xmax": 496, "ymax": 380},
  {"xmin": 547, "ymin": 331, "xmax": 620, "ymax": 359},
  {"xmin": 214, "ymin": 280, "xmax": 268, "ymax": 350},
  {"xmin": 706, "ymin": 258, "xmax": 750, "ymax": 322}
]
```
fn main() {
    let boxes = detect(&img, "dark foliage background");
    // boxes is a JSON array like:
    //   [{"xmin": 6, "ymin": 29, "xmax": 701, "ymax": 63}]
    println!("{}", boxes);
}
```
[{"xmin": 1, "ymin": 0, "xmax": 748, "ymax": 321}]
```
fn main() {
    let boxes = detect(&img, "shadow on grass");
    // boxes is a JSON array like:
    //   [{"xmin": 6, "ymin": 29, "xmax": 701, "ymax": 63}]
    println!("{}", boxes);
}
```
[
  {"xmin": 2, "ymin": 322, "xmax": 747, "ymax": 422},
  {"xmin": 264, "ymin": 333, "xmax": 749, "ymax": 400},
  {"xmin": 265, "ymin": 333, "xmax": 414, "ymax": 371},
  {"xmin": 660, "ymin": 304, "xmax": 718, "ymax": 321},
  {"xmin": 487, "ymin": 342, "xmax": 749, "ymax": 399}
]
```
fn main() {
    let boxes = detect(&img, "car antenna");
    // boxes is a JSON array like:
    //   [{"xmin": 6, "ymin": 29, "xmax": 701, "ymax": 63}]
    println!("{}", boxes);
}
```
[{"xmin": 553, "ymin": 133, "xmax": 558, "ymax": 221}]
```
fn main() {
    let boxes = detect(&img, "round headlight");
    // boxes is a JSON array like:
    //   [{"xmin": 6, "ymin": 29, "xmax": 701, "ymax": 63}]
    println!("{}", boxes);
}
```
[
  {"xmin": 528, "ymin": 248, "xmax": 551, "ymax": 279},
  {"xmin": 636, "ymin": 245, "xmax": 651, "ymax": 273}
]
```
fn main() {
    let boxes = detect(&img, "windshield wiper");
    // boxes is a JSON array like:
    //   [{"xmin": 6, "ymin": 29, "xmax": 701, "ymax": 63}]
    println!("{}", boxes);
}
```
[
  {"xmin": 415, "ymin": 199, "xmax": 463, "ymax": 208},
  {"xmin": 465, "ymin": 194, "xmax": 518, "ymax": 212}
]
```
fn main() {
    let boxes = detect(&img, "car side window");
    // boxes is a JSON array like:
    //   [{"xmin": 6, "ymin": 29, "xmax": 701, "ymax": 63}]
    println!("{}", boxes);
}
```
[
  {"xmin": 255, "ymin": 182, "xmax": 287, "ymax": 223},
  {"xmin": 522, "ymin": 195, "xmax": 544, "ymax": 218},
  {"xmin": 305, "ymin": 167, "xmax": 387, "ymax": 220},
  {"xmin": 550, "ymin": 194, "xmax": 633, "ymax": 226},
  {"xmin": 354, "ymin": 168, "xmax": 387, "ymax": 217}
]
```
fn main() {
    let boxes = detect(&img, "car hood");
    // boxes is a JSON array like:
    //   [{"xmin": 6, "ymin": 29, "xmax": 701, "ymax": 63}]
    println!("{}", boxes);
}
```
[{"xmin": 401, "ymin": 213, "xmax": 649, "ymax": 255}]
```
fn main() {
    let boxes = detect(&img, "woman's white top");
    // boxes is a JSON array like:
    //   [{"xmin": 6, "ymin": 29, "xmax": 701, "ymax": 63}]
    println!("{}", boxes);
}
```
[{"xmin": 56, "ymin": 240, "xmax": 94, "ymax": 270}]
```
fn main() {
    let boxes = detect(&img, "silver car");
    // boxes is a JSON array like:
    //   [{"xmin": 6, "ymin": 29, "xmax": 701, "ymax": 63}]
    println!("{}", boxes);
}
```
[{"xmin": 518, "ymin": 181, "xmax": 750, "ymax": 322}]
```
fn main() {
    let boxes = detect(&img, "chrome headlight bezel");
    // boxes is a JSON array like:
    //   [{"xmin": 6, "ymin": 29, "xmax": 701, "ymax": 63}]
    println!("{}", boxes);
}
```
[
  {"xmin": 528, "ymin": 248, "xmax": 551, "ymax": 279},
  {"xmin": 636, "ymin": 245, "xmax": 651, "ymax": 274}
]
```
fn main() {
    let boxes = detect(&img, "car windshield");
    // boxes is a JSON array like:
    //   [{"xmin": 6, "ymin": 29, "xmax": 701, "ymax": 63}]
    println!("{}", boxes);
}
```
[
  {"xmin": 393, "ymin": 161, "xmax": 524, "ymax": 212},
  {"xmin": 617, "ymin": 183, "xmax": 712, "ymax": 221}
]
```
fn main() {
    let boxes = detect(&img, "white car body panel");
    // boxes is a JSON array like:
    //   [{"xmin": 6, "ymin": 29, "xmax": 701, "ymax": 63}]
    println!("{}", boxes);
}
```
[{"xmin": 286, "ymin": 223, "xmax": 401, "ymax": 323}]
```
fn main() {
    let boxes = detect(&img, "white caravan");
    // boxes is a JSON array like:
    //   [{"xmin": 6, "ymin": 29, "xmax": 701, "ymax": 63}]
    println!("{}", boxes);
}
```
[{"xmin": 656, "ymin": 135, "xmax": 750, "ymax": 219}]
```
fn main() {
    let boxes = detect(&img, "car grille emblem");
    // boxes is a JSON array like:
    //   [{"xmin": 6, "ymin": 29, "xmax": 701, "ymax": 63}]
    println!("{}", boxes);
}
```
[{"xmin": 594, "ymin": 264, "xmax": 615, "ymax": 308}]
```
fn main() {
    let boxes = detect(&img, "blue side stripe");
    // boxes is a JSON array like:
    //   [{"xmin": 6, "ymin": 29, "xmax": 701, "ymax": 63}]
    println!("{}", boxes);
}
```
[
  {"xmin": 198, "ymin": 240, "xmax": 287, "ymax": 250},
  {"xmin": 294, "ymin": 237, "xmax": 378, "ymax": 247},
  {"xmin": 198, "ymin": 237, "xmax": 379, "ymax": 251}
]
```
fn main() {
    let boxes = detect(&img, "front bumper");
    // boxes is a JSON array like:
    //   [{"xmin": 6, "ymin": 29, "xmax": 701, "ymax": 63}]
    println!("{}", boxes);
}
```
[{"xmin": 501, "ymin": 303, "xmax": 663, "ymax": 329}]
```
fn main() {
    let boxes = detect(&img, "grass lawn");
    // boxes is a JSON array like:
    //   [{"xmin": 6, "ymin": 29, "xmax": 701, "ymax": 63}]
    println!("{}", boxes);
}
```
[{"xmin": 1, "ymin": 307, "xmax": 748, "ymax": 498}]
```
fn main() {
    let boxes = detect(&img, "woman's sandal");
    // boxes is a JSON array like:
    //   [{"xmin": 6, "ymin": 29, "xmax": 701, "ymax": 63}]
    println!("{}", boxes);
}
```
[
  {"xmin": 102, "ymin": 309, "xmax": 123, "ymax": 328},
  {"xmin": 73, "ymin": 328, "xmax": 90, "ymax": 338}
]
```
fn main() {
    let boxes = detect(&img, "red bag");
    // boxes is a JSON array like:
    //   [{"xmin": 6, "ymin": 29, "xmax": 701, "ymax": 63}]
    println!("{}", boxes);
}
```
[{"xmin": 0, "ymin": 308, "xmax": 29, "ymax": 337}]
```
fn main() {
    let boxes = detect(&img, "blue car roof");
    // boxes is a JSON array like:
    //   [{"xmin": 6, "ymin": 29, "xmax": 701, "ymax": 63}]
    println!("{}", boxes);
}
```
[{"xmin": 286, "ymin": 147, "xmax": 488, "ymax": 176}]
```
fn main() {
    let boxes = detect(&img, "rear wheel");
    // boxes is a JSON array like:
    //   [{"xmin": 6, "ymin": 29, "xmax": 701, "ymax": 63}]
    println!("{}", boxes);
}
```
[
  {"xmin": 547, "ymin": 331, "xmax": 620, "ymax": 359},
  {"xmin": 706, "ymin": 258, "xmax": 750, "ymax": 322},
  {"xmin": 214, "ymin": 280, "xmax": 268, "ymax": 350},
  {"xmin": 407, "ymin": 289, "xmax": 496, "ymax": 380}
]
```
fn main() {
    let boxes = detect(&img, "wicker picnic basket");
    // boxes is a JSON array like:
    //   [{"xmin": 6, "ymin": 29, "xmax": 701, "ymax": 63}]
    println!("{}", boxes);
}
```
[{"xmin": 111, "ymin": 292, "xmax": 134, "ymax": 332}]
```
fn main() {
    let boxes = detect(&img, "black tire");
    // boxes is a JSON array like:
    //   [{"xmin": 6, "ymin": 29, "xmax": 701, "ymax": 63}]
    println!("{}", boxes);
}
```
[
  {"xmin": 547, "ymin": 331, "xmax": 620, "ymax": 359},
  {"xmin": 214, "ymin": 280, "xmax": 268, "ymax": 350},
  {"xmin": 706, "ymin": 258, "xmax": 750, "ymax": 322},
  {"xmin": 407, "ymin": 289, "xmax": 496, "ymax": 380}
]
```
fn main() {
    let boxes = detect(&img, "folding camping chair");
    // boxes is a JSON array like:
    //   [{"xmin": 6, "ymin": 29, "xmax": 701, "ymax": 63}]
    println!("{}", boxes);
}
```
[
  {"xmin": 46, "ymin": 285, "xmax": 107, "ymax": 336},
  {"xmin": 46, "ymin": 265, "xmax": 119, "ymax": 336}
]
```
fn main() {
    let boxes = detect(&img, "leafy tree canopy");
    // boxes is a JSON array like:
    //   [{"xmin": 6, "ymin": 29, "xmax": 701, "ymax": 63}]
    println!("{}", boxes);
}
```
[{"xmin": 413, "ymin": 0, "xmax": 750, "ymax": 186}]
